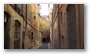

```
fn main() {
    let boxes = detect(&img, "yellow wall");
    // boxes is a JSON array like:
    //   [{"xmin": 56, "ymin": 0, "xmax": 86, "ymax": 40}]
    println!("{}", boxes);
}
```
[
  {"xmin": 4, "ymin": 4, "xmax": 42, "ymax": 49},
  {"xmin": 24, "ymin": 4, "xmax": 41, "ymax": 48},
  {"xmin": 4, "ymin": 4, "xmax": 23, "ymax": 49}
]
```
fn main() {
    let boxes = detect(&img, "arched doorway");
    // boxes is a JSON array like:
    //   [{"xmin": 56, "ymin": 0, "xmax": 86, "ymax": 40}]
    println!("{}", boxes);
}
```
[
  {"xmin": 42, "ymin": 38, "xmax": 47, "ymax": 42},
  {"xmin": 61, "ymin": 35, "xmax": 64, "ymax": 48},
  {"xmin": 4, "ymin": 11, "xmax": 10, "ymax": 49},
  {"xmin": 14, "ymin": 20, "xmax": 21, "ymax": 49},
  {"xmin": 66, "ymin": 4, "xmax": 76, "ymax": 49}
]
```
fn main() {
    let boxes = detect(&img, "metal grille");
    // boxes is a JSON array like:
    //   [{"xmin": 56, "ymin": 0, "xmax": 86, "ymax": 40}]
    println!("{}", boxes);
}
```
[{"xmin": 67, "ymin": 5, "xmax": 76, "ymax": 49}]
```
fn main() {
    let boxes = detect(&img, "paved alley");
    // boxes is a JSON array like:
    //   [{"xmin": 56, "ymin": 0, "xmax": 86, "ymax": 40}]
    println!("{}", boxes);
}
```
[
  {"xmin": 4, "ymin": 4, "xmax": 84, "ymax": 49},
  {"xmin": 38, "ymin": 42, "xmax": 51, "ymax": 49}
]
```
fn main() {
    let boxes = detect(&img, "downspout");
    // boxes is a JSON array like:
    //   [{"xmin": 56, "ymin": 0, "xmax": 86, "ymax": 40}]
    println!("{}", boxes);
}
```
[
  {"xmin": 58, "ymin": 4, "xmax": 61, "ymax": 48},
  {"xmin": 24, "ymin": 4, "xmax": 27, "ymax": 49}
]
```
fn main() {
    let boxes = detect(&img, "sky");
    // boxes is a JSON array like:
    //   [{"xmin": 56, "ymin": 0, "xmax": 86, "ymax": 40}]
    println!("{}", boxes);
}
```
[{"xmin": 40, "ymin": 4, "xmax": 53, "ymax": 16}]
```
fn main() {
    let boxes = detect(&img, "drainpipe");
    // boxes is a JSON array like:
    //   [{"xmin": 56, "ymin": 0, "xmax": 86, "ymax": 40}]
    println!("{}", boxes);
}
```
[
  {"xmin": 58, "ymin": 4, "xmax": 60, "ymax": 48},
  {"xmin": 25, "ymin": 4, "xmax": 27, "ymax": 32},
  {"xmin": 23, "ymin": 4, "xmax": 27, "ymax": 49},
  {"xmin": 22, "ymin": 4, "xmax": 24, "ymax": 49}
]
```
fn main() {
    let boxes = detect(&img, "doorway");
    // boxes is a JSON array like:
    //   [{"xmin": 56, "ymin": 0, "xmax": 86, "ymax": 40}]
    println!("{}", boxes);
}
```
[
  {"xmin": 4, "ymin": 11, "xmax": 10, "ymax": 49},
  {"xmin": 67, "ymin": 4, "xmax": 76, "ymax": 49},
  {"xmin": 14, "ymin": 20, "xmax": 21, "ymax": 49},
  {"xmin": 61, "ymin": 35, "xmax": 64, "ymax": 48}
]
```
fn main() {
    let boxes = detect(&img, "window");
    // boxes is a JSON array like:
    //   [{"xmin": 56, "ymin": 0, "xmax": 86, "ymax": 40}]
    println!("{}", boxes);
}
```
[
  {"xmin": 4, "ymin": 14, "xmax": 7, "ymax": 22},
  {"xmin": 28, "ymin": 19, "xmax": 30, "ymax": 21},
  {"xmin": 16, "ymin": 5, "xmax": 21, "ymax": 12},
  {"xmin": 60, "ymin": 12, "xmax": 62, "ymax": 23},
  {"xmin": 34, "ymin": 16, "xmax": 36, "ymax": 20},
  {"xmin": 67, "ymin": 4, "xmax": 76, "ymax": 49},
  {"xmin": 15, "ymin": 4, "xmax": 22, "ymax": 15},
  {"xmin": 4, "ymin": 12, "xmax": 10, "ymax": 22},
  {"xmin": 31, "ymin": 32, "xmax": 34, "ymax": 42},
  {"xmin": 14, "ymin": 20, "xmax": 21, "ymax": 40},
  {"xmin": 62, "ymin": 35, "xmax": 64, "ymax": 48},
  {"xmin": 34, "ymin": 24, "xmax": 35, "ymax": 27},
  {"xmin": 11, "ymin": 4, "xmax": 16, "ymax": 7},
  {"xmin": 28, "ymin": 31, "xmax": 30, "ymax": 39}
]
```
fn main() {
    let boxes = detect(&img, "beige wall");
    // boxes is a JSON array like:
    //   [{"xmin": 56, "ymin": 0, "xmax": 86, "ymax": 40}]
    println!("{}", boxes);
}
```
[
  {"xmin": 4, "ymin": 4, "xmax": 23, "ymax": 49},
  {"xmin": 52, "ymin": 4, "xmax": 84, "ymax": 49},
  {"xmin": 24, "ymin": 4, "xmax": 41, "ymax": 48}
]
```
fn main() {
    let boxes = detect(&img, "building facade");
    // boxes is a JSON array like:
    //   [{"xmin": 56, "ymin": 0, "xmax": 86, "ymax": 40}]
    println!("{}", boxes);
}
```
[
  {"xmin": 24, "ymin": 4, "xmax": 42, "ymax": 49},
  {"xmin": 52, "ymin": 4, "xmax": 84, "ymax": 49},
  {"xmin": 4, "ymin": 4, "xmax": 24, "ymax": 49},
  {"xmin": 40, "ymin": 18, "xmax": 50, "ymax": 43},
  {"xmin": 4, "ymin": 4, "xmax": 42, "ymax": 49}
]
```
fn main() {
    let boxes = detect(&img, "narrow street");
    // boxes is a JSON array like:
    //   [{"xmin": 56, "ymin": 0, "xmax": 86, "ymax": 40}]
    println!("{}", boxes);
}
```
[
  {"xmin": 38, "ymin": 42, "xmax": 50, "ymax": 49},
  {"xmin": 4, "ymin": 4, "xmax": 84, "ymax": 49},
  {"xmin": 31, "ymin": 42, "xmax": 51, "ymax": 49}
]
